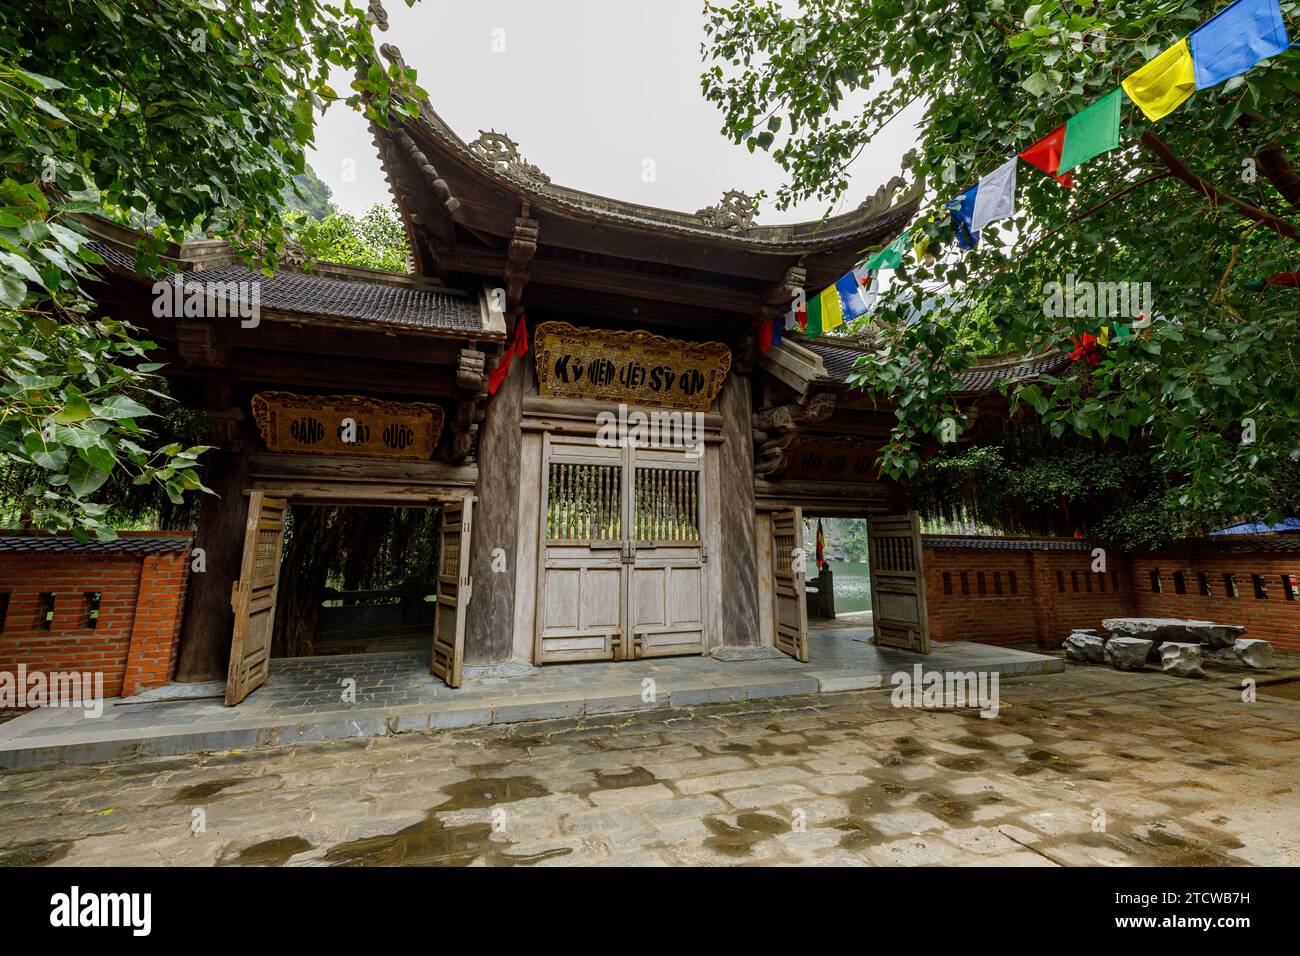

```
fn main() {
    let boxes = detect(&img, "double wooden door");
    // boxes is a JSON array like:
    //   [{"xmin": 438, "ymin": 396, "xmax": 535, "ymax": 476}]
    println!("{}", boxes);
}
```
[
  {"xmin": 536, "ymin": 435, "xmax": 706, "ymax": 663},
  {"xmin": 225, "ymin": 493, "xmax": 473, "ymax": 706}
]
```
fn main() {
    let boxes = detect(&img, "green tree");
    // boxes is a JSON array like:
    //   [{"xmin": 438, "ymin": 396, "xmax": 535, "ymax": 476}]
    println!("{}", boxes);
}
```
[
  {"xmin": 703, "ymin": 0, "xmax": 1299, "ymax": 533},
  {"xmin": 283, "ymin": 167, "xmax": 339, "ymax": 222},
  {"xmin": 0, "ymin": 0, "xmax": 424, "ymax": 538},
  {"xmin": 299, "ymin": 202, "xmax": 411, "ymax": 271}
]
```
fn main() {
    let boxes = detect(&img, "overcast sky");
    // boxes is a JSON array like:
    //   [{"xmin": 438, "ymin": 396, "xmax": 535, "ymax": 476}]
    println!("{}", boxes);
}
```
[{"xmin": 307, "ymin": 0, "xmax": 922, "ymax": 223}]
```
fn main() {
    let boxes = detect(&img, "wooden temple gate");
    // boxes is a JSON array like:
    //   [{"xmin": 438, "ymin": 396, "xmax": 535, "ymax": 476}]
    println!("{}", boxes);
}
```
[{"xmin": 73, "ymin": 64, "xmax": 1023, "ymax": 704}]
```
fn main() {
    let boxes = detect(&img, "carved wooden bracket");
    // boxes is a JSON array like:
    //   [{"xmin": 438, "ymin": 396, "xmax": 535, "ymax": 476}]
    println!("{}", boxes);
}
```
[
  {"xmin": 761, "ymin": 262, "xmax": 807, "ymax": 316},
  {"xmin": 752, "ymin": 388, "xmax": 836, "ymax": 478},
  {"xmin": 446, "ymin": 348, "xmax": 489, "ymax": 465},
  {"xmin": 504, "ymin": 214, "xmax": 539, "ymax": 313}
]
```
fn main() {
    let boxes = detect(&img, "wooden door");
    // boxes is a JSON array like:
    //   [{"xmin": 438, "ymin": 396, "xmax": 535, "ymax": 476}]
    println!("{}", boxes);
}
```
[
  {"xmin": 867, "ymin": 512, "xmax": 931, "ymax": 653},
  {"xmin": 626, "ymin": 446, "xmax": 706, "ymax": 658},
  {"xmin": 771, "ymin": 508, "xmax": 809, "ymax": 661},
  {"xmin": 536, "ymin": 437, "xmax": 627, "ymax": 662},
  {"xmin": 225, "ymin": 492, "xmax": 287, "ymax": 705},
  {"xmin": 432, "ymin": 497, "xmax": 473, "ymax": 687}
]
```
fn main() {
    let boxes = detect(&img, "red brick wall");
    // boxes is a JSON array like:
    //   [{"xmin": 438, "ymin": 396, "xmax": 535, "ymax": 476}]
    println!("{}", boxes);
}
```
[
  {"xmin": 0, "ymin": 533, "xmax": 192, "ymax": 701},
  {"xmin": 921, "ymin": 535, "xmax": 1299, "ymax": 652},
  {"xmin": 923, "ymin": 539, "xmax": 1133, "ymax": 647},
  {"xmin": 1129, "ymin": 548, "xmax": 1300, "ymax": 653}
]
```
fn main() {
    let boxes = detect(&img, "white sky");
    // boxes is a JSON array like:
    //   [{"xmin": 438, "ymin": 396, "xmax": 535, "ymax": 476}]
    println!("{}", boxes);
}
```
[{"xmin": 307, "ymin": 0, "xmax": 922, "ymax": 223}]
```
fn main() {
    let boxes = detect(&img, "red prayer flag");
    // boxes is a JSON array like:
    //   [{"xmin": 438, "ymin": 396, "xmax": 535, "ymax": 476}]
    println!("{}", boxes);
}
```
[
  {"xmin": 488, "ymin": 313, "xmax": 529, "ymax": 395},
  {"xmin": 1068, "ymin": 332, "xmax": 1100, "ymax": 366},
  {"xmin": 757, "ymin": 318, "xmax": 773, "ymax": 353},
  {"xmin": 1020, "ymin": 125, "xmax": 1074, "ymax": 188},
  {"xmin": 796, "ymin": 305, "xmax": 807, "ymax": 330}
]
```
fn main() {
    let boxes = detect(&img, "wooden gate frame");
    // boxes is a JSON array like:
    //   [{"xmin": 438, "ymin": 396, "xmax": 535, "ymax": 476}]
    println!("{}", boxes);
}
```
[{"xmin": 224, "ymin": 458, "xmax": 477, "ymax": 703}]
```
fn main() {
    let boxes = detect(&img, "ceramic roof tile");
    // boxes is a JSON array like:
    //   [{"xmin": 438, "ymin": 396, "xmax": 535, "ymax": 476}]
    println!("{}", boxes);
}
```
[
  {"xmin": 0, "ymin": 534, "xmax": 192, "ymax": 555},
  {"xmin": 90, "ymin": 243, "xmax": 482, "ymax": 332}
]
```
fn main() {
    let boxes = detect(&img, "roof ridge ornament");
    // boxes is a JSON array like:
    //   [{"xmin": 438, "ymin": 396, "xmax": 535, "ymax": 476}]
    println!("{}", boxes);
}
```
[
  {"xmin": 367, "ymin": 0, "xmax": 389, "ymax": 31},
  {"xmin": 695, "ymin": 190, "xmax": 758, "ymax": 232},
  {"xmin": 857, "ymin": 176, "xmax": 907, "ymax": 217},
  {"xmin": 468, "ymin": 130, "xmax": 552, "ymax": 187}
]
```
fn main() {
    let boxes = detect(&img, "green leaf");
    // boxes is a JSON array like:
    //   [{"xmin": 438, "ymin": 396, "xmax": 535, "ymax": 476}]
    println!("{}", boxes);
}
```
[
  {"xmin": 93, "ymin": 395, "xmax": 153, "ymax": 419},
  {"xmin": 52, "ymin": 385, "xmax": 94, "ymax": 422}
]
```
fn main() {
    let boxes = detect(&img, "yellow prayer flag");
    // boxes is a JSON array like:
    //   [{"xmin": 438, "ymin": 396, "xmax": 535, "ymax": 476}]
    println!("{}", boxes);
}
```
[
  {"xmin": 1122, "ymin": 38, "xmax": 1197, "ymax": 123},
  {"xmin": 818, "ymin": 285, "xmax": 844, "ymax": 332}
]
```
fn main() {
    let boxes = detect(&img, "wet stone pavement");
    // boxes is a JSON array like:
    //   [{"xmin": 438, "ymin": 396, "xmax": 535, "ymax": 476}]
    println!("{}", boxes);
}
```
[{"xmin": 1, "ymin": 664, "xmax": 1298, "ymax": 867}]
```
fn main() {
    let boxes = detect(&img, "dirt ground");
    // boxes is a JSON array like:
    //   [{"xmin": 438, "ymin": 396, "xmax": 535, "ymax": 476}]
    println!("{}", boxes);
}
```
[{"xmin": 1, "ymin": 661, "xmax": 1297, "ymax": 866}]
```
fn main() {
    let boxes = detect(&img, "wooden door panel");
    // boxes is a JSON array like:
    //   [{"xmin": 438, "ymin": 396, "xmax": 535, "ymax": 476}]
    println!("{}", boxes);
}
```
[
  {"xmin": 627, "ymin": 446, "xmax": 706, "ymax": 658},
  {"xmin": 867, "ymin": 512, "xmax": 931, "ymax": 654},
  {"xmin": 628, "ymin": 558, "xmax": 705, "ymax": 657},
  {"xmin": 225, "ymin": 492, "xmax": 286, "ymax": 705},
  {"xmin": 539, "ymin": 556, "xmax": 624, "ymax": 661},
  {"xmin": 771, "ymin": 507, "xmax": 809, "ymax": 662},
  {"xmin": 431, "ymin": 498, "xmax": 473, "ymax": 687},
  {"xmin": 536, "ymin": 435, "xmax": 627, "ymax": 662}
]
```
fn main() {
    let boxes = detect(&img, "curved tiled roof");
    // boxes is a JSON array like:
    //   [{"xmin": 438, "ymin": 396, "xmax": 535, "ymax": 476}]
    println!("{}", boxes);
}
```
[
  {"xmin": 922, "ymin": 536, "xmax": 1089, "ymax": 552},
  {"xmin": 89, "ymin": 240, "xmax": 483, "ymax": 334},
  {"xmin": 377, "ymin": 50, "xmax": 921, "ymax": 255},
  {"xmin": 0, "ymin": 533, "xmax": 192, "ymax": 555},
  {"xmin": 800, "ymin": 337, "xmax": 1070, "ymax": 393}
]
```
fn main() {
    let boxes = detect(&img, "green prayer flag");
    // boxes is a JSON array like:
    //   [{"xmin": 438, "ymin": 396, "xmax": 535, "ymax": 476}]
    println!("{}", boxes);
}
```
[
  {"xmin": 1058, "ymin": 88, "xmax": 1123, "ymax": 173},
  {"xmin": 865, "ymin": 228, "xmax": 912, "ymax": 271},
  {"xmin": 805, "ymin": 292, "xmax": 824, "ymax": 337}
]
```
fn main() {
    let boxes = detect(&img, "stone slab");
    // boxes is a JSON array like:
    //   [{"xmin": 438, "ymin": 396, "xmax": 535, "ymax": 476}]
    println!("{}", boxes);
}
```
[{"xmin": 0, "ymin": 634, "xmax": 1064, "ymax": 769}]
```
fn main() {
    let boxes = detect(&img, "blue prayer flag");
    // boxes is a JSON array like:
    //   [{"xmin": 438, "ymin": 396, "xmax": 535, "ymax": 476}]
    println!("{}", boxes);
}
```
[
  {"xmin": 771, "ymin": 314, "xmax": 782, "ymax": 346},
  {"xmin": 1190, "ymin": 0, "xmax": 1290, "ymax": 90},
  {"xmin": 946, "ymin": 186, "xmax": 980, "ymax": 251},
  {"xmin": 835, "ymin": 272, "xmax": 872, "ymax": 321}
]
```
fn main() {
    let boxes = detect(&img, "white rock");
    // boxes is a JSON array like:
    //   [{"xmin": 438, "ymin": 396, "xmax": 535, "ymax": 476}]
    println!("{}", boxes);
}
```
[
  {"xmin": 1063, "ymin": 632, "xmax": 1106, "ymax": 663},
  {"xmin": 1233, "ymin": 638, "xmax": 1274, "ymax": 669},
  {"xmin": 1160, "ymin": 642, "xmax": 1205, "ymax": 678},
  {"xmin": 1105, "ymin": 636, "xmax": 1153, "ymax": 671},
  {"xmin": 1102, "ymin": 617, "xmax": 1245, "ymax": 646}
]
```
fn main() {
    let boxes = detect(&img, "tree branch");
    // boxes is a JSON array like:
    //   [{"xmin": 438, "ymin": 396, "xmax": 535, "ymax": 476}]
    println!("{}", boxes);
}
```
[
  {"xmin": 1141, "ymin": 131, "xmax": 1298, "ymax": 242},
  {"xmin": 1257, "ymin": 147, "xmax": 1300, "ymax": 213}
]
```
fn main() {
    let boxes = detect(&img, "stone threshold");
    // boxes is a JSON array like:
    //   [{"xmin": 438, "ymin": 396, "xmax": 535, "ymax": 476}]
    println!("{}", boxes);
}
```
[{"xmin": 0, "ymin": 643, "xmax": 1063, "ymax": 770}]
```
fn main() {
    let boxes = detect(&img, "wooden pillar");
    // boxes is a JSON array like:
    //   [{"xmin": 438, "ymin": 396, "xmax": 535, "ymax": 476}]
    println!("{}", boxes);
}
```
[
  {"xmin": 174, "ymin": 438, "xmax": 255, "ymax": 682},
  {"xmin": 1027, "ymin": 548, "xmax": 1056, "ymax": 648},
  {"xmin": 718, "ymin": 371, "xmax": 761, "ymax": 646},
  {"xmin": 463, "ymin": 344, "xmax": 527, "ymax": 665}
]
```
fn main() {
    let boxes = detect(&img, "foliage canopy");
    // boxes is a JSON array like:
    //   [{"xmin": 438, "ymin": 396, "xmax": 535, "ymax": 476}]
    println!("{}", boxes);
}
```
[{"xmin": 702, "ymin": 0, "xmax": 1300, "ymax": 536}]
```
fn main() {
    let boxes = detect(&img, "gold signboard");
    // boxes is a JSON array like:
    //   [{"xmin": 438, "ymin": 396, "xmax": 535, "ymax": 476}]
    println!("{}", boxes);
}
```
[
  {"xmin": 251, "ymin": 391, "xmax": 444, "ymax": 461},
  {"xmin": 784, "ymin": 436, "xmax": 883, "ymax": 481},
  {"xmin": 533, "ymin": 321, "xmax": 732, "ymax": 412}
]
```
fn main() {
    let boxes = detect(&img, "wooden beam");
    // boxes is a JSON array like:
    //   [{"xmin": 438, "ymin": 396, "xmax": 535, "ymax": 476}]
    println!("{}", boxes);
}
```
[{"xmin": 447, "ymin": 248, "xmax": 763, "ymax": 313}]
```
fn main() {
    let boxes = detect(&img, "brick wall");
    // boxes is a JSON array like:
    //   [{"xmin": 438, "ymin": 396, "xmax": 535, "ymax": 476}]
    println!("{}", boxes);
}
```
[
  {"xmin": 0, "ymin": 533, "xmax": 192, "ymax": 702},
  {"xmin": 921, "ymin": 534, "xmax": 1299, "ymax": 652},
  {"xmin": 1129, "ymin": 546, "xmax": 1300, "ymax": 653}
]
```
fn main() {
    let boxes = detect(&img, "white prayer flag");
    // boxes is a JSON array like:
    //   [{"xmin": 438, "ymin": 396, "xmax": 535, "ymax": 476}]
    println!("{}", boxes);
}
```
[{"xmin": 970, "ymin": 156, "xmax": 1018, "ymax": 234}]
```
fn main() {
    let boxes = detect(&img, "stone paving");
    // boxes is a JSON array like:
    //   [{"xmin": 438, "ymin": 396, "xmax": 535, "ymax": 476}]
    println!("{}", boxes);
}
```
[
  {"xmin": 1, "ymin": 662, "xmax": 1298, "ymax": 867},
  {"xmin": 0, "ymin": 630, "xmax": 1061, "ymax": 768}
]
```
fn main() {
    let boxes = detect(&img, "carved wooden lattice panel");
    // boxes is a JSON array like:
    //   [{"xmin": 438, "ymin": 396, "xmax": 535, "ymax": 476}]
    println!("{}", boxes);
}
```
[
  {"xmin": 432, "ymin": 498, "xmax": 474, "ymax": 687},
  {"xmin": 867, "ymin": 512, "xmax": 931, "ymax": 654},
  {"xmin": 633, "ymin": 467, "xmax": 699, "ymax": 542},
  {"xmin": 771, "ymin": 508, "xmax": 809, "ymax": 662},
  {"xmin": 546, "ymin": 462, "xmax": 622, "ymax": 542},
  {"xmin": 226, "ymin": 493, "xmax": 287, "ymax": 705}
]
